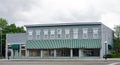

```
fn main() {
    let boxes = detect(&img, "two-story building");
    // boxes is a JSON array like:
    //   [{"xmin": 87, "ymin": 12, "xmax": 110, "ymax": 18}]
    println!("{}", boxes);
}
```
[{"xmin": 6, "ymin": 22, "xmax": 113, "ymax": 59}]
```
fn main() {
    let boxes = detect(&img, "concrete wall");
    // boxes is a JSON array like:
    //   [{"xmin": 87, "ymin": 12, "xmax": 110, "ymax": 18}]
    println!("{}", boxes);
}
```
[
  {"xmin": 6, "ymin": 33, "xmax": 26, "ymax": 59},
  {"xmin": 100, "ymin": 24, "xmax": 113, "ymax": 58},
  {"xmin": 26, "ymin": 24, "xmax": 101, "ymax": 40},
  {"xmin": 6, "ymin": 22, "xmax": 113, "ymax": 59},
  {"xmin": 6, "ymin": 33, "xmax": 27, "ymax": 44}
]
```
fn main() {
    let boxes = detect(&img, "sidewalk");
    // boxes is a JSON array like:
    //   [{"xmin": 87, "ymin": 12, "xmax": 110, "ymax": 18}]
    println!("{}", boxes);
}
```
[{"xmin": 1, "ymin": 58, "xmax": 120, "ymax": 61}]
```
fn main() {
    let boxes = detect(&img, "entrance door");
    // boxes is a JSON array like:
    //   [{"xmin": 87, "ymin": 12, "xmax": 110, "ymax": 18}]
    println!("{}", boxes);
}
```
[{"xmin": 73, "ymin": 49, "xmax": 79, "ymax": 56}]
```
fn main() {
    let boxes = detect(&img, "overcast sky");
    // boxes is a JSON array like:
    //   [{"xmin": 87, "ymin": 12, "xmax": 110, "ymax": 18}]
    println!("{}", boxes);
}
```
[{"xmin": 0, "ymin": 0, "xmax": 120, "ymax": 29}]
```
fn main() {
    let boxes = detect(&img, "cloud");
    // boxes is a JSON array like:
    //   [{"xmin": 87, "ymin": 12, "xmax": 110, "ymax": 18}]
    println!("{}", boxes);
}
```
[
  {"xmin": 0, "ymin": 0, "xmax": 35, "ymax": 24},
  {"xmin": 0, "ymin": 0, "xmax": 120, "ymax": 29}
]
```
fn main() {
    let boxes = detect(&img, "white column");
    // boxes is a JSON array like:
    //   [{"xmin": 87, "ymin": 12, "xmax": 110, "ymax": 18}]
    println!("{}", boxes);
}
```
[
  {"xmin": 100, "ymin": 48, "xmax": 103, "ymax": 58},
  {"xmin": 27, "ymin": 50, "xmax": 29, "ymax": 57},
  {"xmin": 15, "ymin": 50, "xmax": 18, "ymax": 56},
  {"xmin": 41, "ymin": 50, "xmax": 43, "ymax": 58},
  {"xmin": 54, "ymin": 49, "xmax": 56, "ymax": 58},
  {"xmin": 19, "ymin": 44, "xmax": 21, "ymax": 56},
  {"xmin": 25, "ymin": 45, "xmax": 29, "ymax": 58},
  {"xmin": 5, "ymin": 44, "xmax": 8, "ymax": 59},
  {"xmin": 26, "ymin": 49, "xmax": 29, "ymax": 57},
  {"xmin": 79, "ymin": 49, "xmax": 82, "ymax": 58},
  {"xmin": 25, "ymin": 49, "xmax": 27, "ymax": 57},
  {"xmin": 70, "ymin": 49, "xmax": 73, "ymax": 58},
  {"xmin": 11, "ymin": 49, "xmax": 13, "ymax": 59}
]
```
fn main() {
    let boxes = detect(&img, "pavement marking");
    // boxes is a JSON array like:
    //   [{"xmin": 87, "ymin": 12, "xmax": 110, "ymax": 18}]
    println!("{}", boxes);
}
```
[{"xmin": 108, "ymin": 62, "xmax": 120, "ymax": 65}]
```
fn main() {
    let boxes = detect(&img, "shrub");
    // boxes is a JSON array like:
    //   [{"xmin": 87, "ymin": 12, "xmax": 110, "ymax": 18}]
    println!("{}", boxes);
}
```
[
  {"xmin": 103, "ymin": 54, "xmax": 112, "ymax": 58},
  {"xmin": 110, "ymin": 52, "xmax": 120, "ymax": 58},
  {"xmin": 103, "ymin": 52, "xmax": 120, "ymax": 58}
]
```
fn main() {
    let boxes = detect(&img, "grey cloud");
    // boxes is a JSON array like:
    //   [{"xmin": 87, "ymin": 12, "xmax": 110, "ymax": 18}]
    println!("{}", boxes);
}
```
[
  {"xmin": 0, "ymin": 0, "xmax": 36, "ymax": 24},
  {"xmin": 53, "ymin": 5, "xmax": 101, "ymax": 22},
  {"xmin": 0, "ymin": 0, "xmax": 120, "ymax": 28}
]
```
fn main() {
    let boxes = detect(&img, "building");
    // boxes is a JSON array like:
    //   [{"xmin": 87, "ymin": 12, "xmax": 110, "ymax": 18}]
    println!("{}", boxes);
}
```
[{"xmin": 6, "ymin": 22, "xmax": 113, "ymax": 59}]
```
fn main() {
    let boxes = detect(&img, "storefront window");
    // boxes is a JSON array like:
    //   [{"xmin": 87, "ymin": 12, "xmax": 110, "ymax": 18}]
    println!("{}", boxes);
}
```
[
  {"xmin": 56, "ymin": 48, "xmax": 70, "ymax": 57},
  {"xmin": 82, "ymin": 49, "xmax": 100, "ymax": 56},
  {"xmin": 21, "ymin": 50, "xmax": 25, "ymax": 56},
  {"xmin": 42, "ymin": 49, "xmax": 54, "ymax": 57},
  {"xmin": 29, "ymin": 49, "xmax": 40, "ymax": 56}
]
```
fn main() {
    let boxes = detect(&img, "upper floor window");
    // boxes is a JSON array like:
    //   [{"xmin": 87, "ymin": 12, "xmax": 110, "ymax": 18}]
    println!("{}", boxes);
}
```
[
  {"xmin": 83, "ymin": 28, "xmax": 88, "ymax": 39},
  {"xmin": 73, "ymin": 28, "xmax": 78, "ymax": 39},
  {"xmin": 50, "ymin": 29, "xmax": 55, "ymax": 39},
  {"xmin": 57, "ymin": 29, "xmax": 62, "ymax": 39},
  {"xmin": 65, "ymin": 29, "xmax": 70, "ymax": 39},
  {"xmin": 35, "ymin": 30, "xmax": 41, "ymax": 39},
  {"xmin": 43, "ymin": 29, "xmax": 48, "ymax": 39},
  {"xmin": 28, "ymin": 30, "xmax": 33, "ymax": 40},
  {"xmin": 93, "ymin": 28, "xmax": 98, "ymax": 39}
]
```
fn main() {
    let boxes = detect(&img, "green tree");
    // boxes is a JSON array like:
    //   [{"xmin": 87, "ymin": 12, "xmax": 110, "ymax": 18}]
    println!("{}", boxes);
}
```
[
  {"xmin": 0, "ymin": 18, "xmax": 8, "ymax": 29},
  {"xmin": 0, "ymin": 18, "xmax": 8, "ymax": 58},
  {"xmin": 114, "ymin": 25, "xmax": 120, "ymax": 39},
  {"xmin": 5, "ymin": 24, "xmax": 25, "ymax": 33},
  {"xmin": 114, "ymin": 25, "xmax": 120, "ymax": 53}
]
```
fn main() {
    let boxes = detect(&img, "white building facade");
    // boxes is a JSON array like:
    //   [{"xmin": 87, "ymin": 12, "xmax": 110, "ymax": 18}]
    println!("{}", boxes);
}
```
[{"xmin": 6, "ymin": 22, "xmax": 113, "ymax": 59}]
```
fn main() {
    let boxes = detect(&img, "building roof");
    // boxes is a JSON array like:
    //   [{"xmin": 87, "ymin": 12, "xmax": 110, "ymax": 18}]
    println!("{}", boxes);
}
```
[
  {"xmin": 6, "ymin": 33, "xmax": 27, "ymax": 44},
  {"xmin": 24, "ymin": 22, "xmax": 102, "ymax": 27}
]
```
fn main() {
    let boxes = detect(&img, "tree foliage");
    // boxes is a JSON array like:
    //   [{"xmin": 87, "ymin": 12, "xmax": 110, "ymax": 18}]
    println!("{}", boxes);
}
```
[
  {"xmin": 114, "ymin": 25, "xmax": 120, "ymax": 53},
  {"xmin": 114, "ymin": 25, "xmax": 120, "ymax": 39},
  {"xmin": 4, "ymin": 24, "xmax": 25, "ymax": 33},
  {"xmin": 0, "ymin": 18, "xmax": 8, "ymax": 29}
]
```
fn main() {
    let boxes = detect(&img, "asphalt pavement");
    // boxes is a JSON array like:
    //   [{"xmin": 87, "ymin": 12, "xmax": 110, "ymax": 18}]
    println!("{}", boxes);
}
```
[{"xmin": 0, "ymin": 59, "xmax": 120, "ymax": 65}]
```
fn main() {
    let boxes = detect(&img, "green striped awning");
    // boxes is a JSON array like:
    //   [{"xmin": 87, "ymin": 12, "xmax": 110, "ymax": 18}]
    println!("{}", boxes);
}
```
[
  {"xmin": 11, "ymin": 44, "xmax": 20, "ymax": 50},
  {"xmin": 26, "ymin": 39, "xmax": 101, "ymax": 49},
  {"xmin": 108, "ymin": 44, "xmax": 113, "ymax": 50}
]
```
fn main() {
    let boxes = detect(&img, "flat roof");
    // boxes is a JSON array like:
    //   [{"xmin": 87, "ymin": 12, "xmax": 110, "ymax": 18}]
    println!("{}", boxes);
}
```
[{"xmin": 24, "ymin": 22, "xmax": 102, "ymax": 27}]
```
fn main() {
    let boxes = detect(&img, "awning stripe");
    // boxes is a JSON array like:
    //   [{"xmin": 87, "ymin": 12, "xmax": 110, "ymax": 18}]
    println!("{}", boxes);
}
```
[{"xmin": 26, "ymin": 39, "xmax": 101, "ymax": 49}]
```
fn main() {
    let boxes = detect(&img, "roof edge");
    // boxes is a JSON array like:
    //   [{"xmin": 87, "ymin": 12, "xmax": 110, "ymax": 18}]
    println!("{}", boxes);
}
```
[{"xmin": 24, "ymin": 22, "xmax": 102, "ymax": 27}]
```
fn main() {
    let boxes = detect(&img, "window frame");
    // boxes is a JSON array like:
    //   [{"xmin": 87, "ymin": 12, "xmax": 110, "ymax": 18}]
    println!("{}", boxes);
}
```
[
  {"xmin": 35, "ymin": 30, "xmax": 41, "ymax": 40},
  {"xmin": 28, "ymin": 30, "xmax": 33, "ymax": 40},
  {"xmin": 50, "ymin": 29, "xmax": 55, "ymax": 39},
  {"xmin": 43, "ymin": 29, "xmax": 49, "ymax": 39},
  {"xmin": 57, "ymin": 29, "xmax": 62, "ymax": 39},
  {"xmin": 73, "ymin": 28, "xmax": 78, "ymax": 39},
  {"xmin": 65, "ymin": 29, "xmax": 70, "ymax": 39},
  {"xmin": 93, "ymin": 28, "xmax": 99, "ymax": 39},
  {"xmin": 83, "ymin": 28, "xmax": 88, "ymax": 39}
]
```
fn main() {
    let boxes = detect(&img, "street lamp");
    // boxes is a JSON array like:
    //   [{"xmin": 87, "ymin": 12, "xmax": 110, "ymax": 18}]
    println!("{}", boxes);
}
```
[
  {"xmin": 0, "ymin": 28, "xmax": 2, "ymax": 59},
  {"xmin": 104, "ymin": 41, "xmax": 107, "ymax": 60}
]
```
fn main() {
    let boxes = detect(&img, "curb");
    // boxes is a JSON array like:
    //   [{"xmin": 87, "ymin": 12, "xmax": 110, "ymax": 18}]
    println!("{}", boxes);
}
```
[{"xmin": 1, "ymin": 58, "xmax": 120, "ymax": 61}]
